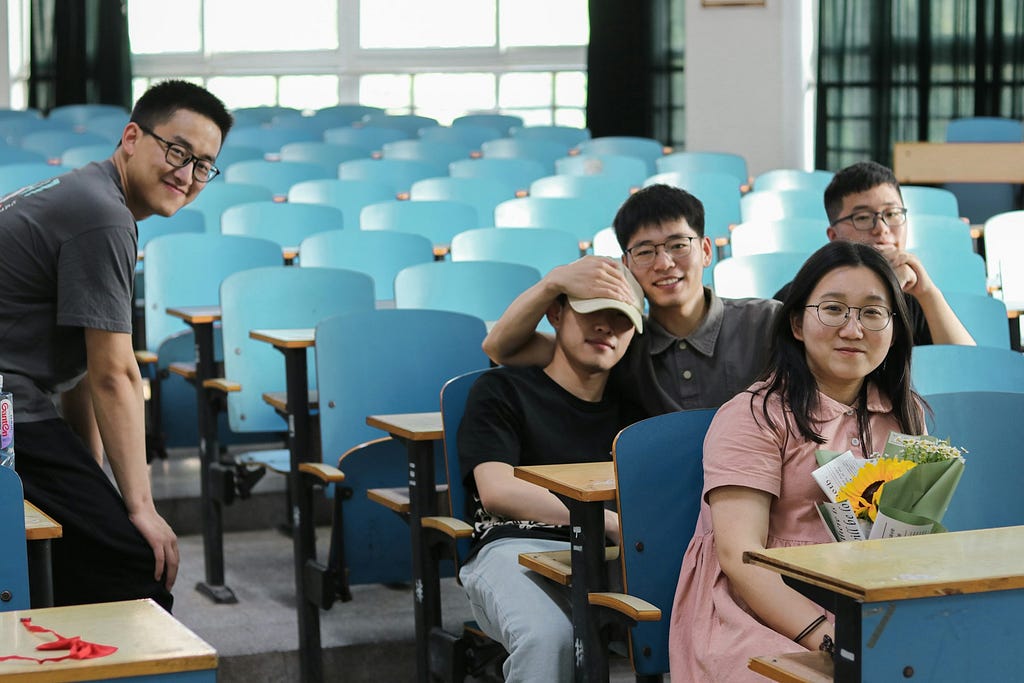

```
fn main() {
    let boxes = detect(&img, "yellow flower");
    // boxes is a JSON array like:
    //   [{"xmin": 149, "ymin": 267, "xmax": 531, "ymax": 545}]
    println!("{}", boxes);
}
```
[{"xmin": 835, "ymin": 459, "xmax": 917, "ymax": 521}]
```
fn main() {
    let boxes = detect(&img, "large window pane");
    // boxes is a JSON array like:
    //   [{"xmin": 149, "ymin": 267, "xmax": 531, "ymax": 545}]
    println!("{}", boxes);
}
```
[
  {"xmin": 555, "ymin": 71, "xmax": 586, "ymax": 107},
  {"xmin": 554, "ymin": 109, "xmax": 585, "ymax": 128},
  {"xmin": 128, "ymin": 0, "xmax": 202, "ymax": 54},
  {"xmin": 207, "ymin": 76, "xmax": 278, "ymax": 110},
  {"xmin": 499, "ymin": 0, "xmax": 588, "ymax": 48},
  {"xmin": 360, "ymin": 74, "xmax": 413, "ymax": 111},
  {"xmin": 361, "ymin": 0, "xmax": 495, "ymax": 48},
  {"xmin": 499, "ymin": 73, "xmax": 552, "ymax": 109},
  {"xmin": 206, "ymin": 0, "xmax": 338, "ymax": 52},
  {"xmin": 279, "ymin": 76, "xmax": 340, "ymax": 111},
  {"xmin": 413, "ymin": 73, "xmax": 495, "ymax": 124}
]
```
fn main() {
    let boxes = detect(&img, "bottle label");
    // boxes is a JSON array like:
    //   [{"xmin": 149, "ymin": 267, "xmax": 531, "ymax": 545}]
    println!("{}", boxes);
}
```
[{"xmin": 0, "ymin": 395, "xmax": 12, "ymax": 450}]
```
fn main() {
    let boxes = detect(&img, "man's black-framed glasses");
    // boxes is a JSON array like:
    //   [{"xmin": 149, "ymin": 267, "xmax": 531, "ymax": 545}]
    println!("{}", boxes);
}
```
[
  {"xmin": 805, "ymin": 301, "xmax": 893, "ymax": 331},
  {"xmin": 137, "ymin": 124, "xmax": 220, "ymax": 182},
  {"xmin": 625, "ymin": 236, "xmax": 697, "ymax": 267},
  {"xmin": 830, "ymin": 207, "xmax": 908, "ymax": 232}
]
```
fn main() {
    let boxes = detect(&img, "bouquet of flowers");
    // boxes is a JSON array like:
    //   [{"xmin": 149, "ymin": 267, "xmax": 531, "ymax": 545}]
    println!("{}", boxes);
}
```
[{"xmin": 812, "ymin": 432, "xmax": 967, "ymax": 542}]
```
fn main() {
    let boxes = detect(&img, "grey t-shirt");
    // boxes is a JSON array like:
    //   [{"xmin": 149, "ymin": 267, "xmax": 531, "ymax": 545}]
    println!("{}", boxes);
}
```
[{"xmin": 0, "ymin": 160, "xmax": 137, "ymax": 422}]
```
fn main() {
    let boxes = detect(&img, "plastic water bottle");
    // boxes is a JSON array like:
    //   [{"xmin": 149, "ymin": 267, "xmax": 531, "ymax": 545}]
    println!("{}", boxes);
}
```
[{"xmin": 0, "ymin": 374, "xmax": 14, "ymax": 470}]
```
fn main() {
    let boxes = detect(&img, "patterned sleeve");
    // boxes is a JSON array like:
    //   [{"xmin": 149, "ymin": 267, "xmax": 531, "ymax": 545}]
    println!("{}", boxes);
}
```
[{"xmin": 702, "ymin": 389, "xmax": 787, "ymax": 501}]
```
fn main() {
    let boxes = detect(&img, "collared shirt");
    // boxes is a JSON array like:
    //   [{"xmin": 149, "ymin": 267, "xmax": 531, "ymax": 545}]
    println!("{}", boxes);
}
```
[{"xmin": 610, "ymin": 288, "xmax": 781, "ymax": 416}]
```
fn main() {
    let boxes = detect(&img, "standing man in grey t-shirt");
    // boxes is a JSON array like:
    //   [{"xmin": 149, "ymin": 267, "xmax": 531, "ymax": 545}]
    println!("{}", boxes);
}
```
[{"xmin": 0, "ymin": 80, "xmax": 232, "ymax": 610}]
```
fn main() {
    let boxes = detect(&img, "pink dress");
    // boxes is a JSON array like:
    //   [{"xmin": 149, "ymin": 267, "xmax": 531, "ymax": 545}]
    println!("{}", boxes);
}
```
[{"xmin": 668, "ymin": 382, "xmax": 905, "ymax": 682}]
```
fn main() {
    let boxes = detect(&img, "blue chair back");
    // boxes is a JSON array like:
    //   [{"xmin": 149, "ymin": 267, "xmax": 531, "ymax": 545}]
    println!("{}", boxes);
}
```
[
  {"xmin": 740, "ymin": 189, "xmax": 828, "ymax": 223},
  {"xmin": 137, "ymin": 208, "xmax": 206, "ymax": 251},
  {"xmin": 230, "ymin": 106, "xmax": 303, "ymax": 127},
  {"xmin": 323, "ymin": 125, "xmax": 411, "ymax": 153},
  {"xmin": 481, "ymin": 138, "xmax": 572, "ymax": 174},
  {"xmin": 221, "ymin": 201, "xmax": 343, "ymax": 249},
  {"xmin": 613, "ymin": 409, "xmax": 717, "ymax": 677},
  {"xmin": 419, "ymin": 124, "xmax": 504, "ymax": 149},
  {"xmin": 911, "ymin": 345, "xmax": 1024, "ymax": 395},
  {"xmin": 279, "ymin": 141, "xmax": 370, "ymax": 174},
  {"xmin": 901, "ymin": 185, "xmax": 961, "ymax": 219},
  {"xmin": 453, "ymin": 113, "xmax": 524, "ymax": 136},
  {"xmin": 924, "ymin": 391, "xmax": 1024, "ymax": 531},
  {"xmin": 906, "ymin": 215, "xmax": 973, "ymax": 255},
  {"xmin": 645, "ymin": 170, "xmax": 743, "ymax": 239},
  {"xmin": 752, "ymin": 168, "xmax": 834, "ymax": 194},
  {"xmin": 942, "ymin": 292, "xmax": 1010, "ymax": 349},
  {"xmin": 287, "ymin": 178, "xmax": 396, "ymax": 227},
  {"xmin": 449, "ymin": 157, "xmax": 547, "ymax": 194},
  {"xmin": 19, "ymin": 130, "xmax": 109, "ymax": 161},
  {"xmin": 223, "ymin": 159, "xmax": 332, "ymax": 199},
  {"xmin": 494, "ymin": 196, "xmax": 615, "ymax": 243},
  {"xmin": 361, "ymin": 113, "xmax": 440, "ymax": 135},
  {"xmin": 511, "ymin": 125, "xmax": 591, "ymax": 147},
  {"xmin": 381, "ymin": 139, "xmax": 474, "ymax": 168},
  {"xmin": 450, "ymin": 227, "xmax": 581, "ymax": 276},
  {"xmin": 188, "ymin": 182, "xmax": 274, "ymax": 233},
  {"xmin": 142, "ymin": 233, "xmax": 282, "ymax": 351},
  {"xmin": 0, "ymin": 465, "xmax": 30, "ymax": 611},
  {"xmin": 0, "ymin": 163, "xmax": 72, "ymax": 194},
  {"xmin": 361, "ymin": 199, "xmax": 480, "ymax": 243},
  {"xmin": 225, "ymin": 125, "xmax": 319, "ymax": 156},
  {"xmin": 219, "ymin": 266, "xmax": 375, "ymax": 434},
  {"xmin": 313, "ymin": 105, "xmax": 385, "ymax": 128},
  {"xmin": 60, "ymin": 143, "xmax": 115, "ymax": 168},
  {"xmin": 47, "ymin": 103, "xmax": 127, "ymax": 126},
  {"xmin": 728, "ymin": 218, "xmax": 828, "ymax": 257},
  {"xmin": 298, "ymin": 229, "xmax": 434, "ymax": 301},
  {"xmin": 0, "ymin": 118, "xmax": 70, "ymax": 146},
  {"xmin": 211, "ymin": 144, "xmax": 265, "ymax": 172},
  {"xmin": 80, "ymin": 113, "xmax": 129, "ymax": 144},
  {"xmin": 713, "ymin": 252, "xmax": 810, "ymax": 299},
  {"xmin": 338, "ymin": 158, "xmax": 442, "ymax": 195},
  {"xmin": 409, "ymin": 176, "xmax": 518, "ymax": 227},
  {"xmin": 0, "ymin": 145, "xmax": 46, "ymax": 165},
  {"xmin": 529, "ymin": 173, "xmax": 635, "ymax": 206},
  {"xmin": 914, "ymin": 250, "xmax": 987, "ymax": 294},
  {"xmin": 655, "ymin": 151, "xmax": 749, "ymax": 186},
  {"xmin": 394, "ymin": 261, "xmax": 541, "ymax": 322},
  {"xmin": 555, "ymin": 153, "xmax": 648, "ymax": 189},
  {"xmin": 575, "ymin": 136, "xmax": 666, "ymax": 175}
]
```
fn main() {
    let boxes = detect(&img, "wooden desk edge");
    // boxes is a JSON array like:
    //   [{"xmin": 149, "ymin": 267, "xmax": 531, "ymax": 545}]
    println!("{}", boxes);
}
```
[
  {"xmin": 24, "ymin": 501, "xmax": 62, "ymax": 541},
  {"xmin": 248, "ymin": 328, "xmax": 316, "ymax": 348},
  {"xmin": 514, "ymin": 464, "xmax": 616, "ymax": 502},
  {"xmin": 165, "ymin": 306, "xmax": 221, "ymax": 324},
  {"xmin": 365, "ymin": 412, "xmax": 443, "ymax": 441},
  {"xmin": 748, "ymin": 651, "xmax": 833, "ymax": 683}
]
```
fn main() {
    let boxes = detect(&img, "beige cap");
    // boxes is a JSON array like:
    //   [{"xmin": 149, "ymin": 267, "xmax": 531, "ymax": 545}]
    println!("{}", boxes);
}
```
[{"xmin": 567, "ymin": 263, "xmax": 645, "ymax": 333}]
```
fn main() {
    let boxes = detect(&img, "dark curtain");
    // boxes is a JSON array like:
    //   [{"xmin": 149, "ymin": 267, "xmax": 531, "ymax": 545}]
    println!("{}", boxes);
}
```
[
  {"xmin": 816, "ymin": 0, "xmax": 1024, "ymax": 171},
  {"xmin": 586, "ymin": 0, "xmax": 685, "ymax": 145},
  {"xmin": 28, "ymin": 0, "xmax": 133, "ymax": 114}
]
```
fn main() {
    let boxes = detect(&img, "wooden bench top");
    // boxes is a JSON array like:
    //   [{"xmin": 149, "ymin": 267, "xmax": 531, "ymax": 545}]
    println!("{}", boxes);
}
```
[
  {"xmin": 0, "ymin": 598, "xmax": 216, "ymax": 681},
  {"xmin": 23, "ymin": 501, "xmax": 61, "ymax": 541}
]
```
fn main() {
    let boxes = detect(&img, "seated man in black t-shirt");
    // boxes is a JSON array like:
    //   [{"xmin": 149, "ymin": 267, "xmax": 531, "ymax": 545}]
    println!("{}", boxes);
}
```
[
  {"xmin": 457, "ymin": 266, "xmax": 646, "ymax": 683},
  {"xmin": 774, "ymin": 161, "xmax": 974, "ymax": 346}
]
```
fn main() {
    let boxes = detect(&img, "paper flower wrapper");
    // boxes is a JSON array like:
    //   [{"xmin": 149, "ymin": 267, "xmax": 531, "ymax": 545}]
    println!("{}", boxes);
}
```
[{"xmin": 811, "ymin": 432, "xmax": 966, "ymax": 542}]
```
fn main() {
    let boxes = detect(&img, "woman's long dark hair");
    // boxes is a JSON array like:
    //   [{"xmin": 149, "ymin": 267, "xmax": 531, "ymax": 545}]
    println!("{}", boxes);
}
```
[{"xmin": 756, "ymin": 241, "xmax": 925, "ymax": 452}]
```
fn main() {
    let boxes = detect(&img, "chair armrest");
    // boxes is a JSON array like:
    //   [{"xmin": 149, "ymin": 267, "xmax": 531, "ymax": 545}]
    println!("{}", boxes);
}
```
[
  {"xmin": 368, "ymin": 486, "xmax": 410, "ymax": 513},
  {"xmin": 519, "ymin": 546, "xmax": 620, "ymax": 586},
  {"xmin": 298, "ymin": 462, "xmax": 345, "ymax": 483},
  {"xmin": 587, "ymin": 592, "xmax": 660, "ymax": 622},
  {"xmin": 168, "ymin": 361, "xmax": 196, "ymax": 380},
  {"xmin": 421, "ymin": 515, "xmax": 473, "ymax": 538},
  {"xmin": 135, "ymin": 350, "xmax": 158, "ymax": 364},
  {"xmin": 203, "ymin": 377, "xmax": 241, "ymax": 393}
]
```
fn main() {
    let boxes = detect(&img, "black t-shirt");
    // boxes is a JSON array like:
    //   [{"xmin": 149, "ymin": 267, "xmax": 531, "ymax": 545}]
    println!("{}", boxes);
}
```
[
  {"xmin": 773, "ymin": 281, "xmax": 932, "ymax": 346},
  {"xmin": 457, "ymin": 365, "xmax": 643, "ymax": 560}
]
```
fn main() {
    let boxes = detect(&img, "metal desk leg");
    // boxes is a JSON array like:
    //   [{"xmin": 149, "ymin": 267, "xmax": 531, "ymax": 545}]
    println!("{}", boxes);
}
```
[
  {"xmin": 27, "ymin": 539, "xmax": 53, "ymax": 607},
  {"xmin": 567, "ymin": 499, "xmax": 608, "ymax": 683},
  {"xmin": 407, "ymin": 438, "xmax": 441, "ymax": 683}
]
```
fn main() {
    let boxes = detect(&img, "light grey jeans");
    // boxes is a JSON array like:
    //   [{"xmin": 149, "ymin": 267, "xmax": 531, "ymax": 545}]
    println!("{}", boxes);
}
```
[{"xmin": 459, "ymin": 537, "xmax": 575, "ymax": 683}]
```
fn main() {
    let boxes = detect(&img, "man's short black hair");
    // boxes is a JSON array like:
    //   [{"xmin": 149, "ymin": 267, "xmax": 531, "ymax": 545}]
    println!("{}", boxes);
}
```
[
  {"xmin": 613, "ymin": 184, "xmax": 705, "ymax": 250},
  {"xmin": 823, "ymin": 161, "xmax": 902, "ymax": 223},
  {"xmin": 130, "ymin": 80, "xmax": 233, "ymax": 145}
]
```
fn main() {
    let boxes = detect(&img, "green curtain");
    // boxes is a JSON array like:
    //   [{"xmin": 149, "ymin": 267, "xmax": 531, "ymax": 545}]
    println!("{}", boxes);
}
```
[
  {"xmin": 28, "ymin": 0, "xmax": 133, "ymax": 113},
  {"xmin": 816, "ymin": 0, "xmax": 1024, "ymax": 170},
  {"xmin": 586, "ymin": 0, "xmax": 685, "ymax": 146}
]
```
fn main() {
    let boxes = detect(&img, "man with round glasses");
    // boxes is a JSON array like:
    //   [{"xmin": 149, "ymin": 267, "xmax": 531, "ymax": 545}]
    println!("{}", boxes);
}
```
[
  {"xmin": 0, "ymin": 80, "xmax": 232, "ymax": 611},
  {"xmin": 774, "ymin": 160, "xmax": 974, "ymax": 346}
]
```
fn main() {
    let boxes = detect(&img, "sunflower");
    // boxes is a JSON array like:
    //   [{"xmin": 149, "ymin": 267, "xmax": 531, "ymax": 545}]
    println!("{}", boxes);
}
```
[{"xmin": 835, "ymin": 459, "xmax": 917, "ymax": 521}]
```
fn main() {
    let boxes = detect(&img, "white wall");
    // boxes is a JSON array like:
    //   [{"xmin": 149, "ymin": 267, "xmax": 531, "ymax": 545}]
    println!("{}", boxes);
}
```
[{"xmin": 684, "ymin": 0, "xmax": 815, "ymax": 176}]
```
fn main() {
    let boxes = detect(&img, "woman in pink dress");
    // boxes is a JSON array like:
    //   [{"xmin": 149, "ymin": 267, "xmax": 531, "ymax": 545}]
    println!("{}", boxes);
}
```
[{"xmin": 668, "ymin": 241, "xmax": 926, "ymax": 682}]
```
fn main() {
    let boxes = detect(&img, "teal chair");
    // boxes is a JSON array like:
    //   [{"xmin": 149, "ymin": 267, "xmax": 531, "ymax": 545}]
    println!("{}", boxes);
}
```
[
  {"xmin": 906, "ymin": 215, "xmax": 974, "ymax": 255},
  {"xmin": 188, "ymin": 182, "xmax": 274, "ymax": 234},
  {"xmin": 314, "ymin": 104, "xmax": 385, "ymax": 128},
  {"xmin": 80, "ymin": 113, "xmax": 130, "ymax": 144},
  {"xmin": 901, "ymin": 185, "xmax": 961, "ymax": 219},
  {"xmin": 449, "ymin": 157, "xmax": 547, "ymax": 194},
  {"xmin": 494, "ymin": 196, "xmax": 615, "ymax": 244},
  {"xmin": 655, "ymin": 151, "xmax": 749, "ymax": 186},
  {"xmin": 18, "ymin": 130, "xmax": 109, "ymax": 162},
  {"xmin": 287, "ymin": 178, "xmax": 396, "ymax": 227},
  {"xmin": 942, "ymin": 292, "xmax": 1011, "ymax": 349},
  {"xmin": 212, "ymin": 144, "xmax": 265, "ymax": 171},
  {"xmin": 728, "ymin": 218, "xmax": 828, "ymax": 258},
  {"xmin": 740, "ymin": 188, "xmax": 828, "ymax": 223},
  {"xmin": 47, "ymin": 103, "xmax": 127, "ymax": 126},
  {"xmin": 924, "ymin": 391, "xmax": 1024, "ymax": 531},
  {"xmin": 395, "ymin": 261, "xmax": 541, "ymax": 322},
  {"xmin": 0, "ymin": 464, "xmax": 30, "ymax": 611},
  {"xmin": 575, "ymin": 136, "xmax": 666, "ymax": 175},
  {"xmin": 0, "ymin": 118, "xmax": 70, "ymax": 146},
  {"xmin": 410, "ymin": 176, "xmax": 518, "ymax": 227},
  {"xmin": 944, "ymin": 117, "xmax": 1023, "ymax": 223},
  {"xmin": 481, "ymin": 138, "xmax": 573, "ymax": 175},
  {"xmin": 223, "ymin": 159, "xmax": 332, "ymax": 199},
  {"xmin": 529, "ymin": 173, "xmax": 635, "ymax": 206},
  {"xmin": 712, "ymin": 252, "xmax": 810, "ymax": 299},
  {"xmin": 361, "ymin": 112, "xmax": 440, "ymax": 135},
  {"xmin": 138, "ymin": 208, "xmax": 206, "ymax": 251},
  {"xmin": 511, "ymin": 125, "xmax": 591, "ymax": 147},
  {"xmin": 298, "ymin": 229, "xmax": 434, "ymax": 302},
  {"xmin": 753, "ymin": 169, "xmax": 834, "ymax": 194},
  {"xmin": 60, "ymin": 143, "xmax": 114, "ymax": 168},
  {"xmin": 0, "ymin": 163, "xmax": 72, "ymax": 193},
  {"xmin": 555, "ymin": 153, "xmax": 648, "ymax": 190},
  {"xmin": 911, "ymin": 345, "xmax": 1024, "ymax": 396},
  {"xmin": 323, "ymin": 125, "xmax": 411, "ymax": 153},
  {"xmin": 914, "ymin": 250, "xmax": 987, "ymax": 294},
  {"xmin": 221, "ymin": 201, "xmax": 343, "ymax": 251},
  {"xmin": 453, "ymin": 113, "xmax": 524, "ymax": 136},
  {"xmin": 644, "ymin": 170, "xmax": 743, "ymax": 239},
  {"xmin": 226, "ymin": 125, "xmax": 320, "ymax": 156},
  {"xmin": 0, "ymin": 145, "xmax": 46, "ymax": 165},
  {"xmin": 338, "ymin": 158, "xmax": 442, "ymax": 196},
  {"xmin": 613, "ymin": 408, "xmax": 718, "ymax": 679},
  {"xmin": 450, "ymin": 227, "xmax": 581, "ymax": 276},
  {"xmin": 417, "ymin": 125, "xmax": 504, "ymax": 149},
  {"xmin": 381, "ymin": 139, "xmax": 474, "ymax": 168},
  {"xmin": 230, "ymin": 106, "xmax": 302, "ymax": 127},
  {"xmin": 361, "ymin": 199, "xmax": 480, "ymax": 245}
]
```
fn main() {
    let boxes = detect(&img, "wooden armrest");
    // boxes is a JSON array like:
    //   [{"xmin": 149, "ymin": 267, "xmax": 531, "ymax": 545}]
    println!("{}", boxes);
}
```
[
  {"xmin": 168, "ymin": 361, "xmax": 196, "ymax": 380},
  {"xmin": 261, "ymin": 390, "xmax": 319, "ymax": 412},
  {"xmin": 587, "ymin": 592, "xmax": 660, "ymax": 622},
  {"xmin": 299, "ymin": 462, "xmax": 345, "ymax": 483},
  {"xmin": 135, "ymin": 350, "xmax": 158, "ymax": 364},
  {"xmin": 421, "ymin": 516, "xmax": 473, "ymax": 538},
  {"xmin": 518, "ymin": 546, "xmax": 620, "ymax": 586},
  {"xmin": 141, "ymin": 377, "xmax": 151, "ymax": 402},
  {"xmin": 578, "ymin": 240, "xmax": 592, "ymax": 252},
  {"xmin": 368, "ymin": 486, "xmax": 410, "ymax": 513},
  {"xmin": 714, "ymin": 236, "xmax": 730, "ymax": 247},
  {"xmin": 203, "ymin": 377, "xmax": 241, "ymax": 393},
  {"xmin": 748, "ymin": 651, "xmax": 833, "ymax": 683}
]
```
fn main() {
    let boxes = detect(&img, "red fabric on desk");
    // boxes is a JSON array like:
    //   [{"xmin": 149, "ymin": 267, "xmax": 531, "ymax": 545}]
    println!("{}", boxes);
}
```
[{"xmin": 0, "ymin": 617, "xmax": 117, "ymax": 664}]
